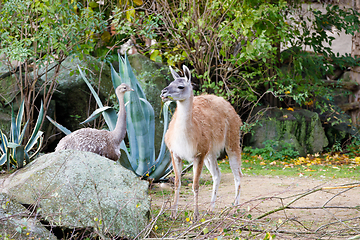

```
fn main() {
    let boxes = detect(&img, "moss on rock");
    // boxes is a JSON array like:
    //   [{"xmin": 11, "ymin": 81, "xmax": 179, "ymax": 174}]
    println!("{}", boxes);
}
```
[{"xmin": 245, "ymin": 108, "xmax": 329, "ymax": 156}]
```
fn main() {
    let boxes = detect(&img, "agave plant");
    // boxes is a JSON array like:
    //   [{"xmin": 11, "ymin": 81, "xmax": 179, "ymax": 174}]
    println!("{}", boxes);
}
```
[
  {"xmin": 0, "ymin": 100, "xmax": 44, "ymax": 171},
  {"xmin": 48, "ymin": 54, "xmax": 173, "ymax": 181}
]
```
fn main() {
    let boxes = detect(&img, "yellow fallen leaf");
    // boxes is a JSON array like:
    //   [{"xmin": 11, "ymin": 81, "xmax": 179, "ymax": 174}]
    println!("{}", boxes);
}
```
[
  {"xmin": 133, "ymin": 0, "xmax": 143, "ymax": 5},
  {"xmin": 287, "ymin": 107, "xmax": 294, "ymax": 111},
  {"xmin": 126, "ymin": 6, "xmax": 135, "ymax": 22},
  {"xmin": 260, "ymin": 162, "xmax": 266, "ymax": 165}
]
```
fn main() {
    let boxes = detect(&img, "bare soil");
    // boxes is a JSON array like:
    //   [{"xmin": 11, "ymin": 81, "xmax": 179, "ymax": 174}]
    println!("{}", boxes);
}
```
[{"xmin": 151, "ymin": 173, "xmax": 360, "ymax": 239}]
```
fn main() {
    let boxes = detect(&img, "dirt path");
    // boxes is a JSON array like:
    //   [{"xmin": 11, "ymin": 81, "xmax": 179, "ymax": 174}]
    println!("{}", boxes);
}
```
[{"xmin": 151, "ymin": 173, "xmax": 360, "ymax": 238}]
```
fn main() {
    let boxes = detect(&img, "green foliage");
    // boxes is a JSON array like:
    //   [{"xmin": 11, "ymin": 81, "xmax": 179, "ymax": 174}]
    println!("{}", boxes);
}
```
[
  {"xmin": 244, "ymin": 139, "xmax": 300, "ymax": 161},
  {"xmin": 119, "ymin": 1, "xmax": 360, "ymax": 128},
  {"xmin": 0, "ymin": 0, "xmax": 107, "ymax": 144},
  {"xmin": 0, "ymin": 0, "xmax": 106, "ymax": 62},
  {"xmin": 0, "ymin": 100, "xmax": 44, "ymax": 171},
  {"xmin": 346, "ymin": 137, "xmax": 360, "ymax": 158}
]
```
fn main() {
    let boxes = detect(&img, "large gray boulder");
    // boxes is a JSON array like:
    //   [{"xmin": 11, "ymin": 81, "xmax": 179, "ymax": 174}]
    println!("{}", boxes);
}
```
[
  {"xmin": 0, "ymin": 57, "xmax": 20, "ymax": 105},
  {"xmin": 0, "ymin": 193, "xmax": 57, "ymax": 240},
  {"xmin": 245, "ymin": 108, "xmax": 329, "ymax": 156},
  {"xmin": 0, "ymin": 57, "xmax": 18, "ymax": 135},
  {"xmin": 0, "ymin": 150, "xmax": 150, "ymax": 239}
]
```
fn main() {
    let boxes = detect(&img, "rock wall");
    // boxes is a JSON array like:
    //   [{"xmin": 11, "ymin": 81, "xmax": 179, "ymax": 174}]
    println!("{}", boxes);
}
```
[{"xmin": 245, "ymin": 108, "xmax": 329, "ymax": 156}]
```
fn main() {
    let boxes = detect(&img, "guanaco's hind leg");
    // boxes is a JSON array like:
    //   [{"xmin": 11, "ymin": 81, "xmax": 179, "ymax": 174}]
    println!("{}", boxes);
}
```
[
  {"xmin": 226, "ymin": 148, "xmax": 242, "ymax": 205},
  {"xmin": 204, "ymin": 154, "xmax": 221, "ymax": 211},
  {"xmin": 171, "ymin": 152, "xmax": 183, "ymax": 219}
]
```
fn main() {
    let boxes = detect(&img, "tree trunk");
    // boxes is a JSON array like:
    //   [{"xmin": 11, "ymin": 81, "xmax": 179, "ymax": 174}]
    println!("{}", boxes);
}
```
[{"xmin": 349, "ymin": 0, "xmax": 360, "ymax": 125}]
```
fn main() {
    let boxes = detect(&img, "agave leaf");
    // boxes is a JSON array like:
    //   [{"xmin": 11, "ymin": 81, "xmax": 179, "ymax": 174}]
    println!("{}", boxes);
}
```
[
  {"xmin": 46, "ymin": 116, "xmax": 72, "ymax": 135},
  {"xmin": 149, "ymin": 150, "xmax": 172, "ymax": 181},
  {"xmin": 24, "ymin": 151, "xmax": 30, "ymax": 164},
  {"xmin": 0, "ymin": 129, "xmax": 8, "ymax": 154},
  {"xmin": 118, "ymin": 148, "xmax": 137, "ymax": 174},
  {"xmin": 18, "ymin": 120, "xmax": 29, "ymax": 145},
  {"xmin": 78, "ymin": 66, "xmax": 118, "ymax": 131},
  {"xmin": 125, "ymin": 54, "xmax": 146, "ymax": 99},
  {"xmin": 149, "ymin": 101, "xmax": 174, "ymax": 181},
  {"xmin": 16, "ymin": 100, "xmax": 25, "ymax": 142},
  {"xmin": 139, "ymin": 98, "xmax": 155, "ymax": 161},
  {"xmin": 155, "ymin": 101, "xmax": 173, "ymax": 163},
  {"xmin": 25, "ymin": 131, "xmax": 43, "ymax": 155},
  {"xmin": 14, "ymin": 145, "xmax": 25, "ymax": 168},
  {"xmin": 80, "ymin": 106, "xmax": 117, "ymax": 126},
  {"xmin": 78, "ymin": 66, "xmax": 104, "ymax": 108},
  {"xmin": 127, "ymin": 91, "xmax": 153, "ymax": 175},
  {"xmin": 6, "ymin": 150, "xmax": 10, "ymax": 171},
  {"xmin": 124, "ymin": 112, "xmax": 139, "ymax": 163},
  {"xmin": 118, "ymin": 53, "xmax": 146, "ymax": 100},
  {"xmin": 0, "ymin": 154, "xmax": 7, "ymax": 166},
  {"xmin": 28, "ymin": 135, "xmax": 43, "ymax": 160},
  {"xmin": 110, "ymin": 64, "xmax": 122, "ymax": 88},
  {"xmin": 25, "ymin": 102, "xmax": 44, "ymax": 152},
  {"xmin": 119, "ymin": 140, "xmax": 138, "ymax": 170},
  {"xmin": 10, "ymin": 104, "xmax": 19, "ymax": 143},
  {"xmin": 7, "ymin": 142, "xmax": 21, "ymax": 148}
]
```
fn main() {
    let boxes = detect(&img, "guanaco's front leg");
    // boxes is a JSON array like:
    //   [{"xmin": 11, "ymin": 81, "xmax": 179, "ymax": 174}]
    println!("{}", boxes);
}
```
[
  {"xmin": 192, "ymin": 156, "xmax": 205, "ymax": 221},
  {"xmin": 171, "ymin": 152, "xmax": 183, "ymax": 219}
]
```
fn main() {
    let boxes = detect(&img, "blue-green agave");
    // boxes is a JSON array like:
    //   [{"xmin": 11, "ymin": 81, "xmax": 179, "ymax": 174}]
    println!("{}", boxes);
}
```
[
  {"xmin": 48, "ymin": 54, "xmax": 173, "ymax": 181},
  {"xmin": 0, "ymin": 100, "xmax": 44, "ymax": 170}
]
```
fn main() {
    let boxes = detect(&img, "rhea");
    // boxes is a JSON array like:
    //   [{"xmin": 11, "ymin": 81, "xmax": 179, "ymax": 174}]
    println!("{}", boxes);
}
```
[
  {"xmin": 55, "ymin": 83, "xmax": 134, "ymax": 161},
  {"xmin": 160, "ymin": 66, "xmax": 243, "ymax": 220}
]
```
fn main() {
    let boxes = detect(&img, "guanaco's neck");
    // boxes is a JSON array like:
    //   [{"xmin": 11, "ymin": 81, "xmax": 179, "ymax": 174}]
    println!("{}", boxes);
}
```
[
  {"xmin": 112, "ymin": 92, "xmax": 127, "ymax": 146},
  {"xmin": 175, "ymin": 94, "xmax": 194, "ymax": 132}
]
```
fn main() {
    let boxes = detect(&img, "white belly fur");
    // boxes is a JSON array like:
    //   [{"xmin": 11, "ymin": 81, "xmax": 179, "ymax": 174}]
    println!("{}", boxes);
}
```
[{"xmin": 169, "ymin": 133, "xmax": 197, "ymax": 162}]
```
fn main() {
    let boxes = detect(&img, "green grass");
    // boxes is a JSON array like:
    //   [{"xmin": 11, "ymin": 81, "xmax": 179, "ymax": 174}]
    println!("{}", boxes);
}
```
[{"xmin": 213, "ymin": 153, "xmax": 360, "ymax": 179}]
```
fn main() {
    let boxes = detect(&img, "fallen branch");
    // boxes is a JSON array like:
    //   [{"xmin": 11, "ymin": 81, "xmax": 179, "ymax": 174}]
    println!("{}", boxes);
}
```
[{"xmin": 256, "ymin": 183, "xmax": 360, "ymax": 220}]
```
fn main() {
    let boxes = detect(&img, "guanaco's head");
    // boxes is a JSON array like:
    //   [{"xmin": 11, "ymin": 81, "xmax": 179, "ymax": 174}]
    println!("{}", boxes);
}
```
[
  {"xmin": 161, "ymin": 65, "xmax": 193, "ymax": 102},
  {"xmin": 116, "ymin": 83, "xmax": 134, "ymax": 96}
]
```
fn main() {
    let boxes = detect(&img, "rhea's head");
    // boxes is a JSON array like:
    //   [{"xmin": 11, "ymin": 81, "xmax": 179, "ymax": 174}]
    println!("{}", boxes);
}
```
[{"xmin": 116, "ymin": 83, "xmax": 134, "ymax": 96}]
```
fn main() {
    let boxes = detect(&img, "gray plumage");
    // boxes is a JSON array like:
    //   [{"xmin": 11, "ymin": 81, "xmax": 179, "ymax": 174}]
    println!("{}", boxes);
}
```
[{"xmin": 55, "ymin": 83, "xmax": 134, "ymax": 161}]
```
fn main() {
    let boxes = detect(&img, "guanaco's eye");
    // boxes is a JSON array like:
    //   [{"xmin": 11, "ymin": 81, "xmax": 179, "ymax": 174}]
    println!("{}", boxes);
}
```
[{"xmin": 178, "ymin": 86, "xmax": 185, "ymax": 89}]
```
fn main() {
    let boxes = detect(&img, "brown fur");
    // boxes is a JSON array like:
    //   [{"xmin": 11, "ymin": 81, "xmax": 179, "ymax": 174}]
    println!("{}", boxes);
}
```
[{"xmin": 161, "ymin": 65, "xmax": 243, "ymax": 220}]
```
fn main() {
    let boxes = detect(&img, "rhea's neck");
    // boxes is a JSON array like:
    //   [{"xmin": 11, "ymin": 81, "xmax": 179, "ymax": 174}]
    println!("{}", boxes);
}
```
[{"xmin": 112, "ymin": 92, "xmax": 127, "ymax": 145}]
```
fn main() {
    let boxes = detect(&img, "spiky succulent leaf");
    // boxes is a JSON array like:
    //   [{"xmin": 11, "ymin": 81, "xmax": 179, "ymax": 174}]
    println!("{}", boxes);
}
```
[
  {"xmin": 19, "ymin": 120, "xmax": 29, "ymax": 145},
  {"xmin": 16, "ymin": 100, "xmax": 25, "ymax": 143},
  {"xmin": 78, "ymin": 66, "xmax": 118, "ymax": 131},
  {"xmin": 0, "ymin": 130, "xmax": 8, "ymax": 165},
  {"xmin": 14, "ymin": 145, "xmax": 25, "ymax": 168},
  {"xmin": 0, "ymin": 154, "xmax": 6, "ymax": 166},
  {"xmin": 0, "ymin": 129, "xmax": 8, "ymax": 155},
  {"xmin": 46, "ymin": 116, "xmax": 72, "ymax": 135},
  {"xmin": 27, "ymin": 134, "xmax": 43, "ymax": 160},
  {"xmin": 25, "ymin": 101, "xmax": 44, "ymax": 152},
  {"xmin": 10, "ymin": 104, "xmax": 19, "ymax": 144},
  {"xmin": 80, "ymin": 106, "xmax": 117, "ymax": 126}
]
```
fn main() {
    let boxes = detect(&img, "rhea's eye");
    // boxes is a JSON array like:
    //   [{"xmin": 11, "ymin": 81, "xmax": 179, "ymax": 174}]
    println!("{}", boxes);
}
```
[{"xmin": 178, "ymin": 86, "xmax": 185, "ymax": 89}]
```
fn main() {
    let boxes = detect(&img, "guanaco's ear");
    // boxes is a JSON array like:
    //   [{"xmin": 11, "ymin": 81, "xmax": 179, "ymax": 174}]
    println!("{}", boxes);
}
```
[
  {"xmin": 182, "ymin": 65, "xmax": 191, "ymax": 83},
  {"xmin": 169, "ymin": 66, "xmax": 180, "ymax": 80}
]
